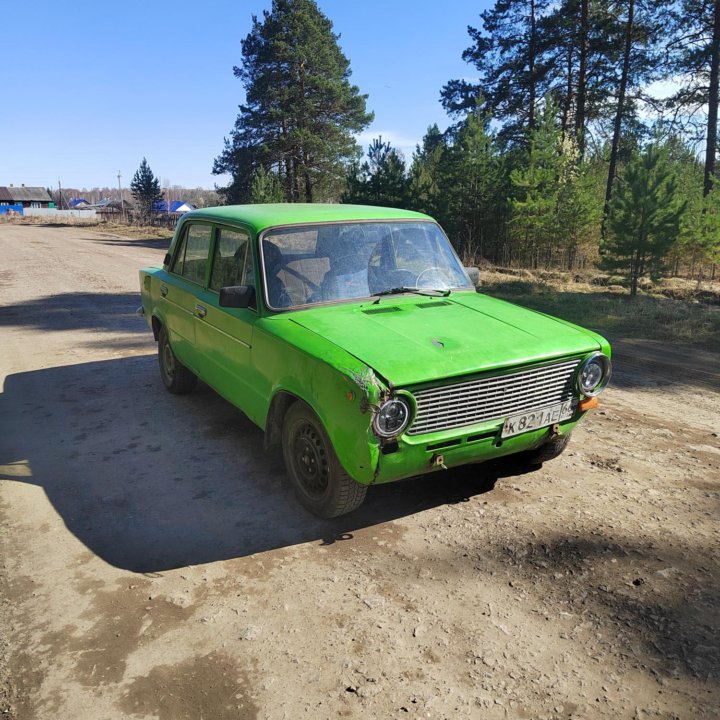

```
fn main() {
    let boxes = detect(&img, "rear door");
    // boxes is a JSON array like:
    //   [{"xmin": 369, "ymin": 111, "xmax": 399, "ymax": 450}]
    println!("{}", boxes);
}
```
[{"xmin": 163, "ymin": 222, "xmax": 213, "ymax": 373}]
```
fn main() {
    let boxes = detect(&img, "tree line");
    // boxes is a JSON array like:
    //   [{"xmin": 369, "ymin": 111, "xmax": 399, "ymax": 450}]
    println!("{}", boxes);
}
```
[{"xmin": 214, "ymin": 0, "xmax": 720, "ymax": 293}]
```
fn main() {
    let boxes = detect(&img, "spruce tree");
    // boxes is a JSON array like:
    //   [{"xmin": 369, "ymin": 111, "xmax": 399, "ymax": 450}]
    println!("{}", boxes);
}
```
[
  {"xmin": 213, "ymin": 0, "xmax": 373, "ymax": 203},
  {"xmin": 130, "ymin": 158, "xmax": 163, "ymax": 220}
]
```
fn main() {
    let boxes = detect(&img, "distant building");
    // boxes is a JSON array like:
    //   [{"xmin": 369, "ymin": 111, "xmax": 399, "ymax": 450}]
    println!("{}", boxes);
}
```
[
  {"xmin": 0, "ymin": 185, "xmax": 53, "ymax": 208},
  {"xmin": 152, "ymin": 200, "xmax": 197, "ymax": 214}
]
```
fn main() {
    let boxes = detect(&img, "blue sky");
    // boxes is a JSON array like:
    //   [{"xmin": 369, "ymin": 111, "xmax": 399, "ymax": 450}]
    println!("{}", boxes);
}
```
[{"xmin": 1, "ymin": 1, "xmax": 492, "ymax": 191}]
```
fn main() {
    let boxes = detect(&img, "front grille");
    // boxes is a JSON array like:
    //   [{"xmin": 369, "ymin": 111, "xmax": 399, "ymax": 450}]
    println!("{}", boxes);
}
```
[{"xmin": 407, "ymin": 359, "xmax": 580, "ymax": 436}]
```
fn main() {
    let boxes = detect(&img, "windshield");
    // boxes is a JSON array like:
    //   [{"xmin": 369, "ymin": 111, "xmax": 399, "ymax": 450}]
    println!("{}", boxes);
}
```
[{"xmin": 261, "ymin": 221, "xmax": 473, "ymax": 309}]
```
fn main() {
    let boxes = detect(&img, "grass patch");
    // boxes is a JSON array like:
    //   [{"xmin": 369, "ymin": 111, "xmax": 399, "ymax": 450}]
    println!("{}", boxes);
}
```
[{"xmin": 482, "ymin": 271, "xmax": 720, "ymax": 353}]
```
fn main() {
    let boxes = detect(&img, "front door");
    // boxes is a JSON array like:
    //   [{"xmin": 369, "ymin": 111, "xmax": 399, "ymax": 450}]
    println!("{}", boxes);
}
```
[{"xmin": 194, "ymin": 224, "xmax": 259, "ymax": 418}]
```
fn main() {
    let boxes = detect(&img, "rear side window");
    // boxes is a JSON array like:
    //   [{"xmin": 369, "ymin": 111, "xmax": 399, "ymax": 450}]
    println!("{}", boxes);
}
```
[
  {"xmin": 210, "ymin": 227, "xmax": 253, "ymax": 291},
  {"xmin": 171, "ymin": 224, "xmax": 212, "ymax": 285}
]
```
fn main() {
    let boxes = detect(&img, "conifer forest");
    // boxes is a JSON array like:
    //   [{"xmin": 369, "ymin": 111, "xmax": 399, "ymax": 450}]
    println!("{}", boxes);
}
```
[{"xmin": 214, "ymin": 0, "xmax": 720, "ymax": 288}]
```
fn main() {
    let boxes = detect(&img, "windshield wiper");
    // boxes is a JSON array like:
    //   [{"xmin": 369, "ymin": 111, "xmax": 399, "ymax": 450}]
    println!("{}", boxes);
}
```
[{"xmin": 371, "ymin": 286, "xmax": 451, "ymax": 303}]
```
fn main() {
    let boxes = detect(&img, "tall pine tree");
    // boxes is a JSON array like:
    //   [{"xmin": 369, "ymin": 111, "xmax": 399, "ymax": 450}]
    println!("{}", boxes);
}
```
[
  {"xmin": 213, "ymin": 0, "xmax": 373, "ymax": 204},
  {"xmin": 668, "ymin": 0, "xmax": 720, "ymax": 196},
  {"xmin": 441, "ymin": 0, "xmax": 550, "ymax": 142}
]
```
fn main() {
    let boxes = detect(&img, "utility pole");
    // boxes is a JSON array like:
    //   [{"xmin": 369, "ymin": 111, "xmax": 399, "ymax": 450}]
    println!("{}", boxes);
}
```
[
  {"xmin": 57, "ymin": 179, "xmax": 64, "ymax": 210},
  {"xmin": 117, "ymin": 171, "xmax": 125, "ymax": 223}
]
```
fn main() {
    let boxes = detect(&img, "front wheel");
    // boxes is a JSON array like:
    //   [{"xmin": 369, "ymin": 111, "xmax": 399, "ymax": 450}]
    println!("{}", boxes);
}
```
[
  {"xmin": 158, "ymin": 325, "xmax": 197, "ymax": 394},
  {"xmin": 524, "ymin": 431, "xmax": 572, "ymax": 465},
  {"xmin": 282, "ymin": 401, "xmax": 367, "ymax": 518}
]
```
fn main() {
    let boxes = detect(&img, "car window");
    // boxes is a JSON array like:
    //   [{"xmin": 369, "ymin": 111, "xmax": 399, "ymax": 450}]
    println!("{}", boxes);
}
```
[
  {"xmin": 171, "ymin": 224, "xmax": 212, "ymax": 285},
  {"xmin": 210, "ymin": 226, "xmax": 252, "ymax": 291}
]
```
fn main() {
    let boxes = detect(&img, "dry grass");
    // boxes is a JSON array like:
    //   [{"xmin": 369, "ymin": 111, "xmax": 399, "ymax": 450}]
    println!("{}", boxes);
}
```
[
  {"xmin": 481, "ymin": 268, "xmax": 720, "ymax": 352},
  {"xmin": 0, "ymin": 215, "xmax": 173, "ymax": 241}
]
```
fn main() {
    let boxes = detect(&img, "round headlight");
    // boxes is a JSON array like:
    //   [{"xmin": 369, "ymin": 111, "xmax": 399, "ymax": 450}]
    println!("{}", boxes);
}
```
[
  {"xmin": 373, "ymin": 398, "xmax": 411, "ymax": 438},
  {"xmin": 577, "ymin": 353, "xmax": 611, "ymax": 397}
]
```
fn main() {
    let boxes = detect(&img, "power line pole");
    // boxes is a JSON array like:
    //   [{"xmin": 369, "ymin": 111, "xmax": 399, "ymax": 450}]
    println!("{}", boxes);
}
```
[{"xmin": 117, "ymin": 171, "xmax": 125, "ymax": 223}]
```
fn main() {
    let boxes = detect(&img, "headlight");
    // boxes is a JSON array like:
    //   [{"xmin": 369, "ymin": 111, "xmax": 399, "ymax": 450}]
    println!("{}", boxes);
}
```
[
  {"xmin": 576, "ymin": 352, "xmax": 611, "ymax": 397},
  {"xmin": 373, "ymin": 398, "xmax": 411, "ymax": 438}
]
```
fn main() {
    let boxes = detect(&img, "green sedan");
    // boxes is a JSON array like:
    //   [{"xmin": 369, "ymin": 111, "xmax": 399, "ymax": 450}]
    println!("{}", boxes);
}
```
[{"xmin": 139, "ymin": 204, "xmax": 611, "ymax": 518}]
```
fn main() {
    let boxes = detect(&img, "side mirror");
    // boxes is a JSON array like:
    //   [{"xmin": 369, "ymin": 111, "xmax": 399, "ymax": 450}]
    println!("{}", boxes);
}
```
[
  {"xmin": 464, "ymin": 266, "xmax": 481, "ymax": 288},
  {"xmin": 163, "ymin": 253, "xmax": 171, "ymax": 266},
  {"xmin": 219, "ymin": 285, "xmax": 256, "ymax": 309}
]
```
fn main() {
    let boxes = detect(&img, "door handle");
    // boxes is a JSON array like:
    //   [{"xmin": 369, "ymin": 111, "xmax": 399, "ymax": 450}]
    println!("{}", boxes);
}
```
[
  {"xmin": 194, "ymin": 304, "xmax": 207, "ymax": 319},
  {"xmin": 160, "ymin": 284, "xmax": 168, "ymax": 297}
]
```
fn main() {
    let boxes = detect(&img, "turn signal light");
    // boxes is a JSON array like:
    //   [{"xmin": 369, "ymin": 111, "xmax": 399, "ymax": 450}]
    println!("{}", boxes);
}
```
[{"xmin": 579, "ymin": 396, "xmax": 599, "ymax": 412}]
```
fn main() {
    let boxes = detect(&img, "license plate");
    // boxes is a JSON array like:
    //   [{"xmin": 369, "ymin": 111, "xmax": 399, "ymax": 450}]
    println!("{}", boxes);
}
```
[{"xmin": 501, "ymin": 401, "xmax": 574, "ymax": 439}]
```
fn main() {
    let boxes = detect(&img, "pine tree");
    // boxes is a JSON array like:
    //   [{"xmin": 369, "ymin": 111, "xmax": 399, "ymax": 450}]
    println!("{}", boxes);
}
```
[
  {"xmin": 440, "ymin": 108, "xmax": 508, "ymax": 262},
  {"xmin": 668, "ymin": 0, "xmax": 720, "ymax": 197},
  {"xmin": 130, "ymin": 158, "xmax": 163, "ymax": 219},
  {"xmin": 510, "ymin": 99, "xmax": 565, "ymax": 266},
  {"xmin": 441, "ymin": 0, "xmax": 550, "ymax": 142},
  {"xmin": 510, "ymin": 98, "xmax": 600, "ymax": 268},
  {"xmin": 407, "ymin": 124, "xmax": 447, "ymax": 220},
  {"xmin": 601, "ymin": 0, "xmax": 673, "ymax": 234},
  {"xmin": 250, "ymin": 167, "xmax": 285, "ymax": 203},
  {"xmin": 602, "ymin": 144, "xmax": 686, "ymax": 296},
  {"xmin": 213, "ymin": 0, "xmax": 373, "ymax": 204},
  {"xmin": 342, "ymin": 137, "xmax": 409, "ymax": 208}
]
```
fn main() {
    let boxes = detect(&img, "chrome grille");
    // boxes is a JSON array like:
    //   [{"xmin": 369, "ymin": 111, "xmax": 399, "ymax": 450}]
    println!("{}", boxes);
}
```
[{"xmin": 407, "ymin": 359, "xmax": 580, "ymax": 436}]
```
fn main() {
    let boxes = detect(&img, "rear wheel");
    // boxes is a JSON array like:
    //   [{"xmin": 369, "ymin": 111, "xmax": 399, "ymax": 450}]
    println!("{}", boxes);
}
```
[
  {"xmin": 524, "ymin": 431, "xmax": 572, "ymax": 465},
  {"xmin": 158, "ymin": 325, "xmax": 197, "ymax": 394},
  {"xmin": 282, "ymin": 401, "xmax": 367, "ymax": 518}
]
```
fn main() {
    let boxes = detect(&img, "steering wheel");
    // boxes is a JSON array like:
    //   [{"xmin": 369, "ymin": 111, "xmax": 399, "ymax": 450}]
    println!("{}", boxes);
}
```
[{"xmin": 415, "ymin": 266, "xmax": 452, "ymax": 289}]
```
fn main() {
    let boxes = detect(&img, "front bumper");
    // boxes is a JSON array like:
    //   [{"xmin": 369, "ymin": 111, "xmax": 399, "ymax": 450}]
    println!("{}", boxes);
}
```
[{"xmin": 366, "ymin": 411, "xmax": 585, "ymax": 485}]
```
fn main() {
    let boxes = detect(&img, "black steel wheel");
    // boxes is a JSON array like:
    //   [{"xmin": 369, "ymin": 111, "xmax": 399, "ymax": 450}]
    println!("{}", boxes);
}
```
[
  {"xmin": 158, "ymin": 325, "xmax": 197, "ymax": 395},
  {"xmin": 282, "ymin": 401, "xmax": 367, "ymax": 518},
  {"xmin": 524, "ymin": 431, "xmax": 572, "ymax": 465}
]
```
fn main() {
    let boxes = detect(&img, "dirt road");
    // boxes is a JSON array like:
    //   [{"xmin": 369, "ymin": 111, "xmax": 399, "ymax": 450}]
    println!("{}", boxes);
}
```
[{"xmin": 1, "ymin": 223, "xmax": 718, "ymax": 719}]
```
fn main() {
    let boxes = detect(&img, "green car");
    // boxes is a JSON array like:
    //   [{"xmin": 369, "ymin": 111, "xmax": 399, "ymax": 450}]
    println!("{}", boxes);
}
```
[{"xmin": 139, "ymin": 204, "xmax": 611, "ymax": 518}]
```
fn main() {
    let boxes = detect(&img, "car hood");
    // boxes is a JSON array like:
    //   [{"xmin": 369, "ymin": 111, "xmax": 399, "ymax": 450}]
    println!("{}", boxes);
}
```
[{"xmin": 288, "ymin": 291, "xmax": 605, "ymax": 387}]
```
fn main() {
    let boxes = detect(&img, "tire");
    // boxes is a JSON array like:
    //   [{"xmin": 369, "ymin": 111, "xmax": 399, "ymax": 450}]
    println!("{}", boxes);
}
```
[
  {"xmin": 282, "ymin": 401, "xmax": 367, "ymax": 518},
  {"xmin": 524, "ymin": 431, "xmax": 572, "ymax": 465},
  {"xmin": 158, "ymin": 325, "xmax": 197, "ymax": 395}
]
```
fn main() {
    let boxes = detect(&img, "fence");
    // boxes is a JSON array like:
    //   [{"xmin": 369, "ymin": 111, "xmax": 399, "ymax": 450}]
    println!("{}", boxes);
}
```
[{"xmin": 22, "ymin": 208, "xmax": 98, "ymax": 219}]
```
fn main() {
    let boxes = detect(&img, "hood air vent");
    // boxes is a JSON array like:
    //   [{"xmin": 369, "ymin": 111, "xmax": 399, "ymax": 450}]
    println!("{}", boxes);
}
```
[
  {"xmin": 416, "ymin": 300, "xmax": 451, "ymax": 309},
  {"xmin": 362, "ymin": 306, "xmax": 402, "ymax": 315}
]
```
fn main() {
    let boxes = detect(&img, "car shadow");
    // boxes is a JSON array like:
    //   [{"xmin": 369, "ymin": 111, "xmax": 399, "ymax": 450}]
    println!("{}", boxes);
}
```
[
  {"xmin": 0, "ymin": 355, "xmax": 533, "ymax": 573},
  {"xmin": 0, "ymin": 292, "xmax": 147, "ymax": 335},
  {"xmin": 87, "ymin": 235, "xmax": 171, "ymax": 251}
]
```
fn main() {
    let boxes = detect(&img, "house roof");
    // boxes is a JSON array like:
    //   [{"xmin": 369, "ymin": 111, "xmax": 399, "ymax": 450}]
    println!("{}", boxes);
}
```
[
  {"xmin": 153, "ymin": 200, "xmax": 197, "ymax": 213},
  {"xmin": 0, "ymin": 187, "xmax": 13, "ymax": 202},
  {"xmin": 0, "ymin": 186, "xmax": 52, "ymax": 202}
]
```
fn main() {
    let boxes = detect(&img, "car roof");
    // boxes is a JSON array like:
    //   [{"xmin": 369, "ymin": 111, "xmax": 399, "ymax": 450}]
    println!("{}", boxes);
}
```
[{"xmin": 184, "ymin": 203, "xmax": 432, "ymax": 234}]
